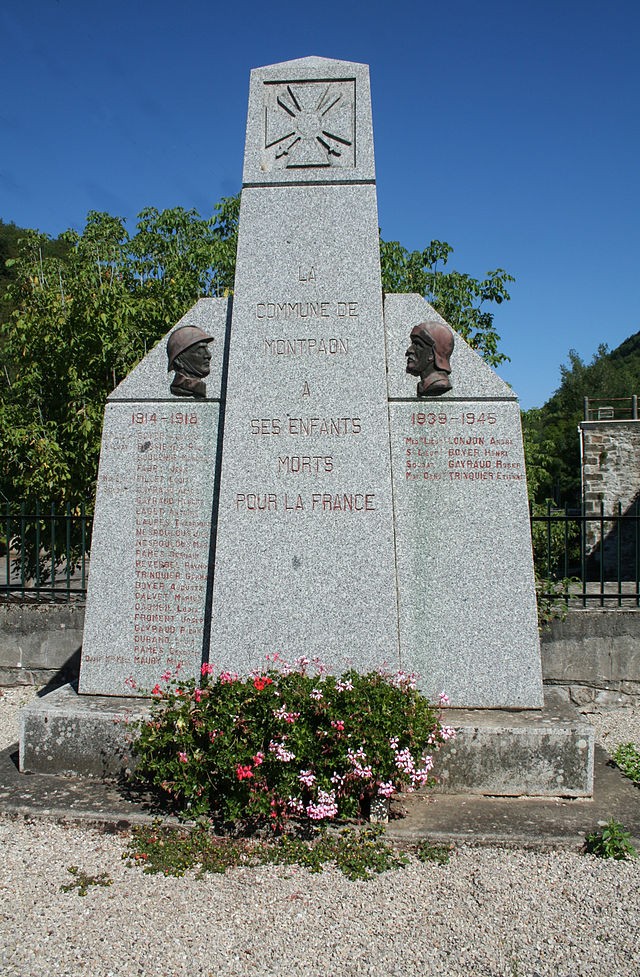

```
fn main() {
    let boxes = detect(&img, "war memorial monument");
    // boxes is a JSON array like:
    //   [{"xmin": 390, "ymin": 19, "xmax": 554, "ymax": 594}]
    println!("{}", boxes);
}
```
[{"xmin": 20, "ymin": 57, "xmax": 593, "ymax": 797}]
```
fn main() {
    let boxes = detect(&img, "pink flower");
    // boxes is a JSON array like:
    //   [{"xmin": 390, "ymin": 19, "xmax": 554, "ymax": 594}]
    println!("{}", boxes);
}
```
[
  {"xmin": 310, "ymin": 688, "xmax": 324, "ymax": 701},
  {"xmin": 178, "ymin": 752, "xmax": 188, "ymax": 764},
  {"xmin": 236, "ymin": 764, "xmax": 253, "ymax": 781},
  {"xmin": 440, "ymin": 725, "xmax": 456, "ymax": 741},
  {"xmin": 151, "ymin": 684, "xmax": 162, "ymax": 696},
  {"xmin": 274, "ymin": 705, "xmax": 300, "ymax": 723},
  {"xmin": 347, "ymin": 746, "xmax": 367, "ymax": 765},
  {"xmin": 335, "ymin": 679, "xmax": 353, "ymax": 692},
  {"xmin": 253, "ymin": 752, "xmax": 265, "ymax": 766},
  {"xmin": 124, "ymin": 676, "xmax": 137, "ymax": 690},
  {"xmin": 201, "ymin": 663, "xmax": 214, "ymax": 677},
  {"xmin": 194, "ymin": 688, "xmax": 203, "ymax": 703},
  {"xmin": 287, "ymin": 796, "xmax": 305, "ymax": 815},
  {"xmin": 219, "ymin": 671, "xmax": 238, "ymax": 684},
  {"xmin": 161, "ymin": 670, "xmax": 172, "ymax": 682},
  {"xmin": 330, "ymin": 719, "xmax": 345, "ymax": 731},
  {"xmin": 439, "ymin": 690, "xmax": 450, "ymax": 706},
  {"xmin": 306, "ymin": 789, "xmax": 338, "ymax": 821},
  {"xmin": 394, "ymin": 748, "xmax": 415, "ymax": 775},
  {"xmin": 298, "ymin": 769, "xmax": 316, "ymax": 788},
  {"xmin": 269, "ymin": 740, "xmax": 295, "ymax": 762},
  {"xmin": 377, "ymin": 781, "xmax": 396, "ymax": 798}
]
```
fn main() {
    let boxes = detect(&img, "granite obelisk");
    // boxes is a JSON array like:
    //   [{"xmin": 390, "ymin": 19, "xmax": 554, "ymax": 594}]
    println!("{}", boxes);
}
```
[{"xmin": 208, "ymin": 58, "xmax": 400, "ymax": 672}]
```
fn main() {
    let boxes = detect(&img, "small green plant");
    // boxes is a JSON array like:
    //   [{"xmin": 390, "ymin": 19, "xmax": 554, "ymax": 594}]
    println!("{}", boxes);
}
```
[
  {"xmin": 535, "ymin": 576, "xmax": 575, "ymax": 629},
  {"xmin": 130, "ymin": 657, "xmax": 453, "ymax": 829},
  {"xmin": 60, "ymin": 866, "xmax": 113, "ymax": 896},
  {"xmin": 415, "ymin": 840, "xmax": 453, "ymax": 865},
  {"xmin": 584, "ymin": 819, "xmax": 638, "ymax": 860},
  {"xmin": 123, "ymin": 822, "xmax": 409, "ymax": 882},
  {"xmin": 612, "ymin": 743, "xmax": 640, "ymax": 786}
]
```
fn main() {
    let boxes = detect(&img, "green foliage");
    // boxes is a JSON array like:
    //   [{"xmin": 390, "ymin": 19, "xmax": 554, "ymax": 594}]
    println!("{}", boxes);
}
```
[
  {"xmin": 380, "ymin": 237, "xmax": 513, "ymax": 367},
  {"xmin": 523, "ymin": 336, "xmax": 640, "ymax": 505},
  {"xmin": 60, "ymin": 865, "xmax": 113, "ymax": 896},
  {"xmin": 612, "ymin": 743, "xmax": 640, "ymax": 786},
  {"xmin": 584, "ymin": 819, "xmax": 638, "ymax": 860},
  {"xmin": 0, "ymin": 198, "xmax": 239, "ymax": 514},
  {"xmin": 414, "ymin": 840, "xmax": 453, "ymax": 865},
  {"xmin": 124, "ymin": 822, "xmax": 409, "ymax": 882},
  {"xmin": 131, "ymin": 658, "xmax": 450, "ymax": 827},
  {"xmin": 535, "ymin": 576, "xmax": 574, "ymax": 630}
]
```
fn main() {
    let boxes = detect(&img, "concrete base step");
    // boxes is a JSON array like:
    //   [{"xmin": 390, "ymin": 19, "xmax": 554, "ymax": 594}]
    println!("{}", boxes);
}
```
[
  {"xmin": 19, "ymin": 685, "xmax": 594, "ymax": 797},
  {"xmin": 434, "ymin": 691, "xmax": 594, "ymax": 797}
]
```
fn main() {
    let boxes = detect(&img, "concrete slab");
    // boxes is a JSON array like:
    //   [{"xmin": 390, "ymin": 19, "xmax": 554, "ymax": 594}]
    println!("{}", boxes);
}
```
[
  {"xmin": 387, "ymin": 745, "xmax": 639, "ymax": 851},
  {"xmin": 19, "ymin": 683, "xmax": 149, "ymax": 777},
  {"xmin": 0, "ymin": 739, "xmax": 637, "ymax": 851},
  {"xmin": 436, "ymin": 693, "xmax": 594, "ymax": 796},
  {"xmin": 20, "ymin": 685, "xmax": 594, "ymax": 800}
]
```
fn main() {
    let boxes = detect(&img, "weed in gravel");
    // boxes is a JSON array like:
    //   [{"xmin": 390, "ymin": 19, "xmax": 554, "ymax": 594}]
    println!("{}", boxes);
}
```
[
  {"xmin": 60, "ymin": 866, "xmax": 113, "ymax": 896},
  {"xmin": 584, "ymin": 819, "xmax": 638, "ymax": 860},
  {"xmin": 612, "ymin": 743, "xmax": 640, "ymax": 786},
  {"xmin": 414, "ymin": 840, "xmax": 453, "ymax": 865},
  {"xmin": 124, "ymin": 822, "xmax": 410, "ymax": 881}
]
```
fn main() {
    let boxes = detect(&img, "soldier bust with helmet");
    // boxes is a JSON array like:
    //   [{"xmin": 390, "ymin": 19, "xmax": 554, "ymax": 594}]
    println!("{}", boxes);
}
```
[
  {"xmin": 167, "ymin": 325, "xmax": 214, "ymax": 399},
  {"xmin": 405, "ymin": 321, "xmax": 455, "ymax": 397}
]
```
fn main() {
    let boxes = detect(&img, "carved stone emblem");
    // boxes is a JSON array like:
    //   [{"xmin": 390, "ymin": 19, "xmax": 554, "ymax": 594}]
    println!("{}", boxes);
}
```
[
  {"xmin": 167, "ymin": 325, "xmax": 213, "ymax": 399},
  {"xmin": 263, "ymin": 79, "xmax": 355, "ymax": 169},
  {"xmin": 405, "ymin": 322, "xmax": 454, "ymax": 397}
]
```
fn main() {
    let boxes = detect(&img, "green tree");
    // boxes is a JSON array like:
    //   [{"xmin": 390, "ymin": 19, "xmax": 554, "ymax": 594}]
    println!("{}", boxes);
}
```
[
  {"xmin": 523, "ymin": 338, "xmax": 640, "ymax": 505},
  {"xmin": 1, "ymin": 194, "xmax": 512, "ymax": 515},
  {"xmin": 380, "ymin": 238, "xmax": 514, "ymax": 366},
  {"xmin": 0, "ymin": 198, "xmax": 239, "ymax": 512}
]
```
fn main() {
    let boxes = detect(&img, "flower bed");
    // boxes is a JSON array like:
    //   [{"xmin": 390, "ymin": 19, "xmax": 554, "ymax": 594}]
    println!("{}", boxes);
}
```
[{"xmin": 131, "ymin": 654, "xmax": 453, "ymax": 828}]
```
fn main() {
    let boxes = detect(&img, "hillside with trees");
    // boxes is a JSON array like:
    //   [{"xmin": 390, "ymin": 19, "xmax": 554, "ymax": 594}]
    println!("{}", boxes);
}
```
[{"xmin": 523, "ymin": 334, "xmax": 640, "ymax": 505}]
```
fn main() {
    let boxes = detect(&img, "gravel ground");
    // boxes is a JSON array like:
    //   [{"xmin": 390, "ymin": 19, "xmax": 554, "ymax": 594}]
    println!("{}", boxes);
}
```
[{"xmin": 1, "ymin": 688, "xmax": 639, "ymax": 977}]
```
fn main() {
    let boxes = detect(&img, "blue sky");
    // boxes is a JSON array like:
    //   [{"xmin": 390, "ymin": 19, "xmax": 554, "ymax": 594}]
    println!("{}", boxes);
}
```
[{"xmin": 2, "ymin": 0, "xmax": 639, "ymax": 408}]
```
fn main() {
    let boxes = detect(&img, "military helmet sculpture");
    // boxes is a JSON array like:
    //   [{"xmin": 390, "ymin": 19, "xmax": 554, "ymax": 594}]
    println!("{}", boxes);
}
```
[
  {"xmin": 405, "ymin": 320, "xmax": 455, "ymax": 397},
  {"xmin": 167, "ymin": 324, "xmax": 214, "ymax": 399}
]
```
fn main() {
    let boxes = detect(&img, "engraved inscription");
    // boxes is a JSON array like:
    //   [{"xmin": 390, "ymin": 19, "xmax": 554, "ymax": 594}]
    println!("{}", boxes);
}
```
[
  {"xmin": 263, "ymin": 80, "xmax": 355, "ymax": 169},
  {"xmin": 256, "ymin": 301, "xmax": 358, "ymax": 319},
  {"xmin": 96, "ymin": 410, "xmax": 212, "ymax": 679},
  {"xmin": 402, "ymin": 410, "xmax": 523, "ymax": 484}
]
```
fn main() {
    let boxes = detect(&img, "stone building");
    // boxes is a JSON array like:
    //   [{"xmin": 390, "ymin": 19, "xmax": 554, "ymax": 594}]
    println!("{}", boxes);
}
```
[{"xmin": 580, "ymin": 396, "xmax": 640, "ymax": 574}]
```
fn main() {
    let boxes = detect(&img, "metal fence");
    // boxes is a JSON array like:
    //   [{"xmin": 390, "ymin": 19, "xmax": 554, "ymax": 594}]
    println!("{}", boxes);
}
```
[
  {"xmin": 1, "ymin": 503, "xmax": 91, "ymax": 601},
  {"xmin": 2, "ymin": 502, "xmax": 639, "ymax": 606},
  {"xmin": 531, "ymin": 501, "xmax": 640, "ymax": 607},
  {"xmin": 583, "ymin": 395, "xmax": 638, "ymax": 422}
]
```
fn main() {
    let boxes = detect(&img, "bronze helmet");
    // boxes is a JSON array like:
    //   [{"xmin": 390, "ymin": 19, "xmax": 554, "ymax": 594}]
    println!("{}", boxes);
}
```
[
  {"xmin": 412, "ymin": 321, "xmax": 454, "ymax": 373},
  {"xmin": 167, "ymin": 325, "xmax": 213, "ymax": 371}
]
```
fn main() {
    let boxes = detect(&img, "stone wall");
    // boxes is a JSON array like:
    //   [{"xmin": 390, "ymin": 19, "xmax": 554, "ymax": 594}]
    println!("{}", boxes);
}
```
[
  {"xmin": 541, "ymin": 609, "xmax": 640, "ymax": 707},
  {"xmin": 2, "ymin": 603, "xmax": 639, "ymax": 707},
  {"xmin": 0, "ymin": 604, "xmax": 84, "ymax": 687},
  {"xmin": 581, "ymin": 420, "xmax": 640, "ymax": 569}
]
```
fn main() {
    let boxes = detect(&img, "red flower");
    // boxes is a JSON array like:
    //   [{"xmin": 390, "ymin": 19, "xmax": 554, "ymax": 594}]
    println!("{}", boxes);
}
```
[
  {"xmin": 151, "ymin": 684, "xmax": 162, "ymax": 696},
  {"xmin": 236, "ymin": 764, "xmax": 254, "ymax": 781},
  {"xmin": 253, "ymin": 676, "xmax": 273, "ymax": 691}
]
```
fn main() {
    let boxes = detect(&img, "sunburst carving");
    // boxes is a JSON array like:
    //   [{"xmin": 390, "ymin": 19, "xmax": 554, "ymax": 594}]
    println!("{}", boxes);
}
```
[{"xmin": 263, "ymin": 80, "xmax": 355, "ymax": 169}]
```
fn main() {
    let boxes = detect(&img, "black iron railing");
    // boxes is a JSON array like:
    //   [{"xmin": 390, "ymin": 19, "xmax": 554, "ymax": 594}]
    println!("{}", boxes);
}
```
[
  {"xmin": 1, "ymin": 503, "xmax": 92, "ymax": 601},
  {"xmin": 1, "ymin": 501, "xmax": 639, "ymax": 606},
  {"xmin": 530, "ymin": 500, "xmax": 640, "ymax": 607}
]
